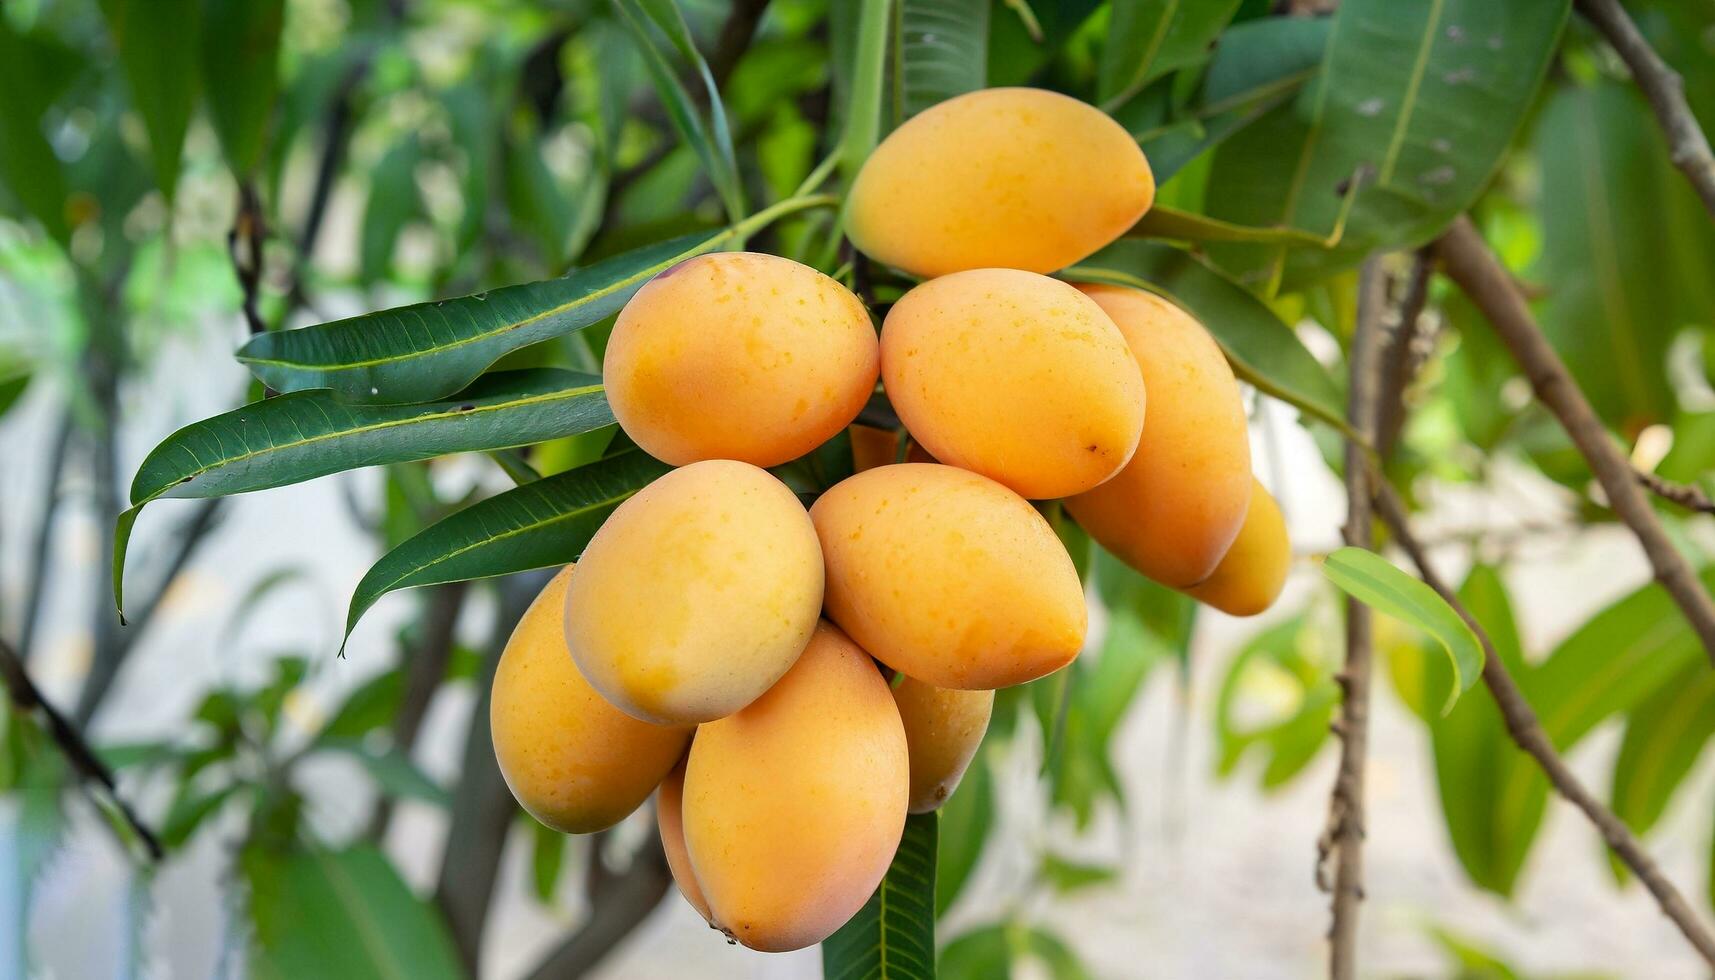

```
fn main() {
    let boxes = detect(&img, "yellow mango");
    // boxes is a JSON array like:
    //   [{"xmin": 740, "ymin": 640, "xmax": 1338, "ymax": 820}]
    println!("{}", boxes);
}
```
[
  {"xmin": 846, "ymin": 87, "xmax": 1155, "ymax": 277},
  {"xmin": 564, "ymin": 459, "xmax": 824, "ymax": 724},
  {"xmin": 810, "ymin": 463, "xmax": 1086, "ymax": 689},
  {"xmin": 881, "ymin": 269, "xmax": 1146, "ymax": 499},
  {"xmin": 681, "ymin": 622, "xmax": 907, "ymax": 952},
  {"xmin": 604, "ymin": 251, "xmax": 879, "ymax": 468},
  {"xmin": 1066, "ymin": 284, "xmax": 1251, "ymax": 587},
  {"xmin": 490, "ymin": 567, "xmax": 691, "ymax": 834},
  {"xmin": 892, "ymin": 676, "xmax": 993, "ymax": 813},
  {"xmin": 656, "ymin": 759, "xmax": 712, "ymax": 922},
  {"xmin": 1184, "ymin": 478, "xmax": 1290, "ymax": 616}
]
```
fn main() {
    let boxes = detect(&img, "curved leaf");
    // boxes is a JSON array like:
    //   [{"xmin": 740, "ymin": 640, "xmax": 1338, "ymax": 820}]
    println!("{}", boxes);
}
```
[
  {"xmin": 200, "ymin": 0, "xmax": 285, "ymax": 175},
  {"xmin": 897, "ymin": 0, "xmax": 990, "ymax": 122},
  {"xmin": 934, "ymin": 751, "xmax": 992, "ymax": 916},
  {"xmin": 822, "ymin": 812, "xmax": 937, "ymax": 980},
  {"xmin": 1067, "ymin": 240, "xmax": 1346, "ymax": 431},
  {"xmin": 100, "ymin": 0, "xmax": 203, "ymax": 200},
  {"xmin": 1610, "ymin": 664, "xmax": 1715, "ymax": 838},
  {"xmin": 115, "ymin": 369, "xmax": 611, "ymax": 616},
  {"xmin": 343, "ymin": 449, "xmax": 670, "ymax": 642},
  {"xmin": 1098, "ymin": 0, "xmax": 1241, "ymax": 110},
  {"xmin": 0, "ymin": 21, "xmax": 76, "ymax": 243},
  {"xmin": 236, "ymin": 195, "xmax": 830, "ymax": 402},
  {"xmin": 1323, "ymin": 548, "xmax": 1483, "ymax": 714}
]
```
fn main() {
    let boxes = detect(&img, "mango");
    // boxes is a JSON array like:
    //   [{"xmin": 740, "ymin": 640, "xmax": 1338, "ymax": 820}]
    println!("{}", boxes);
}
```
[
  {"xmin": 892, "ymin": 676, "xmax": 993, "ymax": 813},
  {"xmin": 811, "ymin": 463, "xmax": 1086, "ymax": 689},
  {"xmin": 881, "ymin": 269, "xmax": 1146, "ymax": 499},
  {"xmin": 604, "ymin": 251, "xmax": 879, "ymax": 468},
  {"xmin": 656, "ymin": 759, "xmax": 712, "ymax": 922},
  {"xmin": 564, "ymin": 459, "xmax": 824, "ymax": 724},
  {"xmin": 490, "ymin": 567, "xmax": 691, "ymax": 834},
  {"xmin": 1065, "ymin": 284, "xmax": 1251, "ymax": 587},
  {"xmin": 1184, "ymin": 478, "xmax": 1290, "ymax": 616},
  {"xmin": 680, "ymin": 622, "xmax": 907, "ymax": 952},
  {"xmin": 846, "ymin": 87, "xmax": 1155, "ymax": 277}
]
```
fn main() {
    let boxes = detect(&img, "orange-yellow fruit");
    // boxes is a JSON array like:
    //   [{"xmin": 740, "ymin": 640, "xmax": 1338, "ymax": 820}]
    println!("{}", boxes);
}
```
[
  {"xmin": 891, "ymin": 676, "xmax": 993, "ymax": 813},
  {"xmin": 603, "ymin": 251, "xmax": 879, "ymax": 467},
  {"xmin": 1184, "ymin": 478, "xmax": 1290, "ymax": 616},
  {"xmin": 564, "ymin": 460, "xmax": 823, "ymax": 725},
  {"xmin": 846, "ymin": 87, "xmax": 1155, "ymax": 277},
  {"xmin": 681, "ymin": 622, "xmax": 907, "ymax": 952},
  {"xmin": 656, "ymin": 759, "xmax": 711, "ymax": 922},
  {"xmin": 1065, "ymin": 284, "xmax": 1251, "ymax": 587},
  {"xmin": 490, "ymin": 567, "xmax": 691, "ymax": 834},
  {"xmin": 881, "ymin": 269, "xmax": 1146, "ymax": 499},
  {"xmin": 810, "ymin": 463, "xmax": 1086, "ymax": 689}
]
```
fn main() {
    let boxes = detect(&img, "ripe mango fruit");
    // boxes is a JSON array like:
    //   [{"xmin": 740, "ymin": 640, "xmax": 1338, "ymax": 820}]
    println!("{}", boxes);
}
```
[
  {"xmin": 679, "ymin": 622, "xmax": 908, "ymax": 952},
  {"xmin": 604, "ymin": 251, "xmax": 879, "ymax": 468},
  {"xmin": 564, "ymin": 459, "xmax": 824, "ymax": 724},
  {"xmin": 1066, "ymin": 285, "xmax": 1251, "ymax": 588},
  {"xmin": 490, "ymin": 567, "xmax": 691, "ymax": 834},
  {"xmin": 891, "ymin": 675, "xmax": 993, "ymax": 813},
  {"xmin": 656, "ymin": 759, "xmax": 712, "ymax": 922},
  {"xmin": 846, "ymin": 87, "xmax": 1155, "ymax": 277},
  {"xmin": 882, "ymin": 269, "xmax": 1146, "ymax": 499},
  {"xmin": 1184, "ymin": 478, "xmax": 1290, "ymax": 616},
  {"xmin": 811, "ymin": 462, "xmax": 1086, "ymax": 689}
]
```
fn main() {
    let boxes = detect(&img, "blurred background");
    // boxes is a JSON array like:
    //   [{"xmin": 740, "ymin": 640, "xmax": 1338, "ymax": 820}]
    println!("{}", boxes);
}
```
[{"xmin": 3, "ymin": 0, "xmax": 1715, "ymax": 977}]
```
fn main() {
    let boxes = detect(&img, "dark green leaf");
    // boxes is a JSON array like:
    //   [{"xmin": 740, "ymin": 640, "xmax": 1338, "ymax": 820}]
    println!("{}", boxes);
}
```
[
  {"xmin": 343, "ymin": 450, "xmax": 671, "ymax": 642},
  {"xmin": 0, "ymin": 21, "xmax": 74, "ymax": 242},
  {"xmin": 236, "ymin": 196, "xmax": 829, "ymax": 402},
  {"xmin": 822, "ymin": 812, "xmax": 937, "ymax": 980},
  {"xmin": 934, "ymin": 749, "xmax": 992, "ymax": 916},
  {"xmin": 897, "ymin": 0, "xmax": 990, "ymax": 122},
  {"xmin": 200, "ymin": 0, "xmax": 285, "ymax": 175},
  {"xmin": 100, "ymin": 0, "xmax": 204, "ymax": 200},
  {"xmin": 1067, "ymin": 240, "xmax": 1347, "ymax": 431},
  {"xmin": 1128, "ymin": 205, "xmax": 1334, "ymax": 246},
  {"xmin": 243, "ymin": 844, "xmax": 466, "ymax": 980},
  {"xmin": 1324, "ymin": 548, "xmax": 1483, "ymax": 714},
  {"xmin": 361, "ymin": 137, "xmax": 425, "ymax": 285},
  {"xmin": 1099, "ymin": 0, "xmax": 1241, "ymax": 110}
]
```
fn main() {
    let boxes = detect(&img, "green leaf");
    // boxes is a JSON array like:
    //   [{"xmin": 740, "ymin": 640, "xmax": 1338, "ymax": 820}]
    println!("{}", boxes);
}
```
[
  {"xmin": 200, "ymin": 0, "xmax": 285, "ymax": 175},
  {"xmin": 100, "ymin": 0, "xmax": 204, "ymax": 201},
  {"xmin": 838, "ymin": 0, "xmax": 895, "ymax": 183},
  {"xmin": 1610, "ymin": 664, "xmax": 1715, "ymax": 839},
  {"xmin": 318, "ymin": 669, "xmax": 404, "ymax": 741},
  {"xmin": 114, "ymin": 369, "xmax": 611, "ymax": 617},
  {"xmin": 1203, "ymin": 0, "xmax": 1568, "ymax": 292},
  {"xmin": 161, "ymin": 783, "xmax": 240, "ymax": 849},
  {"xmin": 938, "ymin": 924, "xmax": 1010, "ymax": 980},
  {"xmin": 0, "ymin": 21, "xmax": 75, "ymax": 243},
  {"xmin": 1040, "ymin": 853, "xmax": 1117, "ymax": 893},
  {"xmin": 1323, "ymin": 548, "xmax": 1483, "ymax": 714},
  {"xmin": 896, "ymin": 0, "xmax": 991, "ymax": 123},
  {"xmin": 531, "ymin": 821, "xmax": 567, "ymax": 905},
  {"xmin": 1215, "ymin": 614, "xmax": 1338, "ymax": 788},
  {"xmin": 1098, "ymin": 0, "xmax": 1241, "ymax": 110},
  {"xmin": 1128, "ymin": 205, "xmax": 1335, "ymax": 247},
  {"xmin": 235, "ymin": 195, "xmax": 831, "ymax": 402},
  {"xmin": 318, "ymin": 738, "xmax": 449, "ymax": 805},
  {"xmin": 361, "ymin": 136, "xmax": 425, "ymax": 285},
  {"xmin": 343, "ymin": 450, "xmax": 671, "ymax": 643},
  {"xmin": 821, "ymin": 811, "xmax": 937, "ymax": 980},
  {"xmin": 243, "ymin": 844, "xmax": 466, "ymax": 980},
  {"xmin": 1067, "ymin": 240, "xmax": 1347, "ymax": 432},
  {"xmin": 934, "ymin": 749, "xmax": 992, "ymax": 915}
]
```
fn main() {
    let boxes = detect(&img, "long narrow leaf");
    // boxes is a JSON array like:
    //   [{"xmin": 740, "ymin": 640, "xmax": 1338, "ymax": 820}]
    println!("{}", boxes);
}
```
[
  {"xmin": 822, "ymin": 812, "xmax": 937, "ymax": 980},
  {"xmin": 1099, "ymin": 0, "xmax": 1240, "ymax": 110},
  {"xmin": 1323, "ymin": 548, "xmax": 1484, "ymax": 714},
  {"xmin": 897, "ymin": 0, "xmax": 989, "ymax": 122}
]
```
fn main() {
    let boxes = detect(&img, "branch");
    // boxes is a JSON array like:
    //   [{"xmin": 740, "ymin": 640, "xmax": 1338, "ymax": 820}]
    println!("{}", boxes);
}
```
[
  {"xmin": 1370, "ymin": 481, "xmax": 1715, "ymax": 966},
  {"xmin": 0, "ymin": 638, "xmax": 162, "ymax": 862},
  {"xmin": 1435, "ymin": 216, "xmax": 1715, "ymax": 669},
  {"xmin": 228, "ymin": 182, "xmax": 267, "ymax": 337},
  {"xmin": 16, "ymin": 407, "xmax": 75, "ymax": 662},
  {"xmin": 368, "ymin": 580, "xmax": 470, "ymax": 840},
  {"xmin": 524, "ymin": 836, "xmax": 673, "ymax": 980},
  {"xmin": 1636, "ymin": 469, "xmax": 1715, "ymax": 515},
  {"xmin": 1576, "ymin": 0, "xmax": 1715, "ymax": 219},
  {"xmin": 1319, "ymin": 257, "xmax": 1388, "ymax": 979},
  {"xmin": 1374, "ymin": 248, "xmax": 1434, "ymax": 459}
]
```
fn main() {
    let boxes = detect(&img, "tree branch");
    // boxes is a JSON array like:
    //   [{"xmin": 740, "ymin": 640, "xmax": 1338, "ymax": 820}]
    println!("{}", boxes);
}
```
[
  {"xmin": 16, "ymin": 407, "xmax": 75, "ymax": 662},
  {"xmin": 368, "ymin": 580, "xmax": 471, "ymax": 840},
  {"xmin": 1374, "ymin": 248, "xmax": 1434, "ymax": 459},
  {"xmin": 0, "ymin": 638, "xmax": 162, "ymax": 861},
  {"xmin": 1435, "ymin": 216, "xmax": 1715, "ymax": 669},
  {"xmin": 524, "ymin": 835, "xmax": 673, "ymax": 980},
  {"xmin": 1636, "ymin": 469, "xmax": 1715, "ymax": 515},
  {"xmin": 1319, "ymin": 257, "xmax": 1388, "ymax": 979},
  {"xmin": 1370, "ymin": 481, "xmax": 1715, "ymax": 965},
  {"xmin": 1576, "ymin": 0, "xmax": 1715, "ymax": 219}
]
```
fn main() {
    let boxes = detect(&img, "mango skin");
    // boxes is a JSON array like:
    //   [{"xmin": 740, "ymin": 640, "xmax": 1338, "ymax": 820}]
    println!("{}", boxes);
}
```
[
  {"xmin": 810, "ymin": 463, "xmax": 1086, "ymax": 689},
  {"xmin": 656, "ymin": 759, "xmax": 712, "ymax": 923},
  {"xmin": 681, "ymin": 622, "xmax": 908, "ymax": 952},
  {"xmin": 604, "ymin": 251, "xmax": 879, "ymax": 468},
  {"xmin": 1065, "ymin": 284, "xmax": 1251, "ymax": 588},
  {"xmin": 892, "ymin": 676, "xmax": 993, "ymax": 813},
  {"xmin": 564, "ymin": 459, "xmax": 824, "ymax": 725},
  {"xmin": 846, "ymin": 87, "xmax": 1155, "ymax": 277},
  {"xmin": 882, "ymin": 269, "xmax": 1146, "ymax": 499},
  {"xmin": 1184, "ymin": 478, "xmax": 1290, "ymax": 616},
  {"xmin": 490, "ymin": 567, "xmax": 692, "ymax": 834}
]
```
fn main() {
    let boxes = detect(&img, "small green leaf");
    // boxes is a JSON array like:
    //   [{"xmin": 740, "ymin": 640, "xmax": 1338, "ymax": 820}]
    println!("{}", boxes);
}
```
[
  {"xmin": 896, "ymin": 0, "xmax": 991, "ymax": 122},
  {"xmin": 161, "ymin": 783, "xmax": 240, "ymax": 849},
  {"xmin": 1323, "ymin": 548, "xmax": 1483, "ymax": 714},
  {"xmin": 531, "ymin": 821, "xmax": 567, "ymax": 905},
  {"xmin": 0, "ymin": 22, "xmax": 75, "ymax": 243},
  {"xmin": 343, "ymin": 450, "xmax": 671, "ymax": 643},
  {"xmin": 360, "ymin": 136, "xmax": 425, "ymax": 285},
  {"xmin": 101, "ymin": 0, "xmax": 203, "ymax": 200},
  {"xmin": 822, "ymin": 812, "xmax": 937, "ymax": 980},
  {"xmin": 1099, "ymin": 0, "xmax": 1241, "ymax": 110},
  {"xmin": 200, "ymin": 0, "xmax": 285, "ymax": 175},
  {"xmin": 1610, "ymin": 664, "xmax": 1715, "ymax": 840},
  {"xmin": 318, "ymin": 738, "xmax": 449, "ymax": 805},
  {"xmin": 1040, "ymin": 854, "xmax": 1117, "ymax": 893}
]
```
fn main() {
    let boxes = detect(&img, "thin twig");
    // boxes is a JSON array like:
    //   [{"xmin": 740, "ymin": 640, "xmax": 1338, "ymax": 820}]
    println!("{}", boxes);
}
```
[
  {"xmin": 0, "ymin": 638, "xmax": 163, "ymax": 861},
  {"xmin": 1370, "ymin": 481, "xmax": 1715, "ymax": 965},
  {"xmin": 1320, "ymin": 257, "xmax": 1388, "ymax": 979},
  {"xmin": 228, "ymin": 182, "xmax": 267, "ymax": 337},
  {"xmin": 1435, "ymin": 216, "xmax": 1715, "ymax": 669},
  {"xmin": 1375, "ymin": 248, "xmax": 1434, "ymax": 459},
  {"xmin": 1637, "ymin": 469, "xmax": 1715, "ymax": 515},
  {"xmin": 1576, "ymin": 0, "xmax": 1715, "ymax": 219}
]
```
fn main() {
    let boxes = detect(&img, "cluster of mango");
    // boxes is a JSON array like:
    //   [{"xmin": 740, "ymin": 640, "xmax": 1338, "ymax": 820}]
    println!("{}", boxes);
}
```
[{"xmin": 489, "ymin": 87, "xmax": 1289, "ymax": 953}]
